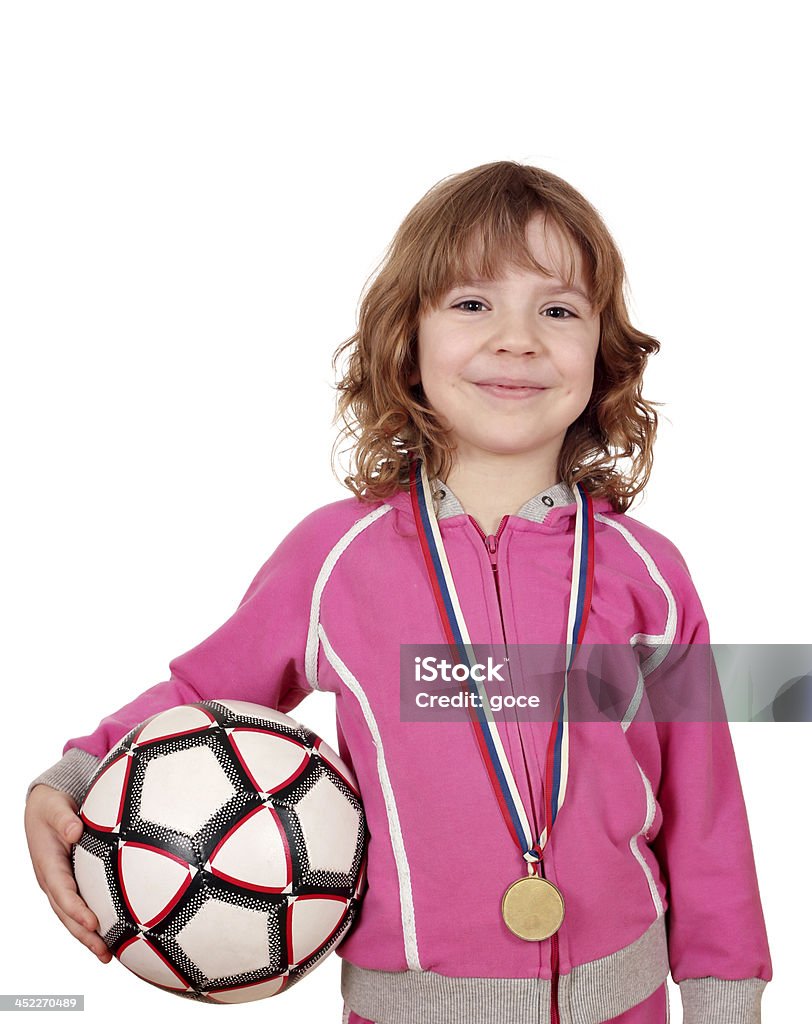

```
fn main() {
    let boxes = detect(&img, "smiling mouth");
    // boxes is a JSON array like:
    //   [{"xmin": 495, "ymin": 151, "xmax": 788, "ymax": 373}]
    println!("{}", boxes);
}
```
[{"xmin": 474, "ymin": 382, "xmax": 548, "ymax": 398}]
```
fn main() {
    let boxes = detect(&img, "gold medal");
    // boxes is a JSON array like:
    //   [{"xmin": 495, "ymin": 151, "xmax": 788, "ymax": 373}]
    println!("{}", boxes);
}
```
[{"xmin": 501, "ymin": 874, "xmax": 565, "ymax": 941}]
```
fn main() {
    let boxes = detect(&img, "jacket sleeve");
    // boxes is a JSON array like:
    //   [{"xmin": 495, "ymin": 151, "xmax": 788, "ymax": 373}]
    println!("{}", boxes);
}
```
[
  {"xmin": 648, "ymin": 552, "xmax": 773, "ymax": 1023},
  {"xmin": 26, "ymin": 506, "xmax": 334, "ymax": 807}
]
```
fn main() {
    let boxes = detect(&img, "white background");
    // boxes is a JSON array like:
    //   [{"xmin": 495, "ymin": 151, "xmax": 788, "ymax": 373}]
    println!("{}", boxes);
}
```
[{"xmin": 2, "ymin": 2, "xmax": 807, "ymax": 1020}]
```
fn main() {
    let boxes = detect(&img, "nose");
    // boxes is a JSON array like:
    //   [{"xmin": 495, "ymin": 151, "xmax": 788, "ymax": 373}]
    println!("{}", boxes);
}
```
[{"xmin": 488, "ymin": 308, "xmax": 548, "ymax": 356}]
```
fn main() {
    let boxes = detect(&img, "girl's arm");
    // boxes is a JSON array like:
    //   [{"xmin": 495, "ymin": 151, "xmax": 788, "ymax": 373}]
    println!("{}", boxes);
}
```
[
  {"xmin": 25, "ymin": 504, "xmax": 337, "ymax": 806},
  {"xmin": 649, "ymin": 558, "xmax": 773, "ymax": 1023}
]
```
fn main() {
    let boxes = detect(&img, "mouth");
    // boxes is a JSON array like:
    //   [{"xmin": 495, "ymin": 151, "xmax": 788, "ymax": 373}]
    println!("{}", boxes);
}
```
[{"xmin": 474, "ymin": 381, "xmax": 548, "ymax": 399}]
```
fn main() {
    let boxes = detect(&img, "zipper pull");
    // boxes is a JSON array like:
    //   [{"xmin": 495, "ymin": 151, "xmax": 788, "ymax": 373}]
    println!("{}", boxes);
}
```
[{"xmin": 467, "ymin": 514, "xmax": 506, "ymax": 569}]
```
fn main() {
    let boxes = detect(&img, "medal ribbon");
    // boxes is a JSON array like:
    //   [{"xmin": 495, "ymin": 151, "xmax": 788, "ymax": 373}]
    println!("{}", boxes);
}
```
[{"xmin": 409, "ymin": 455, "xmax": 595, "ymax": 874}]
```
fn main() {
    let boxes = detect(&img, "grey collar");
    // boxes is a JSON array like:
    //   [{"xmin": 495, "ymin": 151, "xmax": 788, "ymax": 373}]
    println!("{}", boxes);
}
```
[{"xmin": 432, "ymin": 477, "xmax": 576, "ymax": 525}]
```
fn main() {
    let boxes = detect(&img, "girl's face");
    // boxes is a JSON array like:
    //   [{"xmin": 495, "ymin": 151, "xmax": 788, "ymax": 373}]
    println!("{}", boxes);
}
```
[{"xmin": 411, "ymin": 214, "xmax": 600, "ymax": 467}]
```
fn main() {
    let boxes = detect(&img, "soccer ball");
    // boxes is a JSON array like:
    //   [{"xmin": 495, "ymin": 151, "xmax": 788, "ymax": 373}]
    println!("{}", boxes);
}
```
[{"xmin": 71, "ymin": 700, "xmax": 368, "ymax": 1003}]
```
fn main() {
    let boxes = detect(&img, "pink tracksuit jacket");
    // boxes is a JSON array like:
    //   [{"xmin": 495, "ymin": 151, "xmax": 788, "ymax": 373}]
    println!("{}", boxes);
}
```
[{"xmin": 28, "ymin": 476, "xmax": 773, "ymax": 1024}]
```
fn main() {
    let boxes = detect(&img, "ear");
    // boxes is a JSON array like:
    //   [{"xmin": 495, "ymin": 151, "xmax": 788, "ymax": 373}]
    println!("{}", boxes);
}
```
[{"xmin": 408, "ymin": 366, "xmax": 421, "ymax": 387}]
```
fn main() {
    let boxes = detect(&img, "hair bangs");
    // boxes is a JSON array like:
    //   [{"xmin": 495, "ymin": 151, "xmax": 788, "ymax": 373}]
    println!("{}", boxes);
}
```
[{"xmin": 418, "ymin": 202, "xmax": 593, "ymax": 314}]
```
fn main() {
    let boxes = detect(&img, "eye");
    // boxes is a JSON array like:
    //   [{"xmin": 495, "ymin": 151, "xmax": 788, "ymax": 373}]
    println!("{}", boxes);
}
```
[
  {"xmin": 452, "ymin": 299, "xmax": 488, "ymax": 313},
  {"xmin": 544, "ymin": 306, "xmax": 577, "ymax": 319}
]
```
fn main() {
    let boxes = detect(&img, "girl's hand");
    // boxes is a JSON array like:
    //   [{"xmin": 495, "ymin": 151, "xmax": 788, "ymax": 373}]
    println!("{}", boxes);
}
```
[{"xmin": 24, "ymin": 784, "xmax": 113, "ymax": 964}]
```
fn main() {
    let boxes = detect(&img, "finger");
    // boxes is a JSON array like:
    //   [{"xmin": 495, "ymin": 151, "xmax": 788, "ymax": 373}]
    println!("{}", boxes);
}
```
[
  {"xmin": 44, "ymin": 860, "xmax": 100, "ymax": 933},
  {"xmin": 33, "ymin": 789, "xmax": 82, "ymax": 841},
  {"xmin": 32, "ymin": 806, "xmax": 104, "ymax": 944},
  {"xmin": 45, "ymin": 890, "xmax": 112, "ymax": 962},
  {"xmin": 49, "ymin": 900, "xmax": 111, "ymax": 962},
  {"xmin": 25, "ymin": 802, "xmax": 80, "ymax": 879},
  {"xmin": 38, "ymin": 838, "xmax": 98, "ymax": 930},
  {"xmin": 54, "ymin": 809, "xmax": 83, "ymax": 844},
  {"xmin": 30, "ymin": 808, "xmax": 82, "ymax": 872}
]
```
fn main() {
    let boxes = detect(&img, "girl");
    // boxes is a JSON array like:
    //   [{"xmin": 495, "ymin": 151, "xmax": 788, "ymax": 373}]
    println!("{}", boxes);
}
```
[{"xmin": 24, "ymin": 161, "xmax": 772, "ymax": 1023}]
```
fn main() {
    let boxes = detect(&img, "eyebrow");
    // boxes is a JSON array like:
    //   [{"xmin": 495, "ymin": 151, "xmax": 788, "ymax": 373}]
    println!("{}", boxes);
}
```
[{"xmin": 454, "ymin": 279, "xmax": 592, "ymax": 303}]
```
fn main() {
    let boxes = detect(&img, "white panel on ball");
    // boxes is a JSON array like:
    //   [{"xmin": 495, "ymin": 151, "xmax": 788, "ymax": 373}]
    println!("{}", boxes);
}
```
[{"xmin": 140, "ymin": 746, "xmax": 236, "ymax": 834}]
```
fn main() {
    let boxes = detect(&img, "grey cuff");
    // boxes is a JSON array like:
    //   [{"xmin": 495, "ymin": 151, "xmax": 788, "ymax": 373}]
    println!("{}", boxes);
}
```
[
  {"xmin": 679, "ymin": 977, "xmax": 768, "ymax": 1023},
  {"xmin": 26, "ymin": 748, "xmax": 102, "ymax": 807}
]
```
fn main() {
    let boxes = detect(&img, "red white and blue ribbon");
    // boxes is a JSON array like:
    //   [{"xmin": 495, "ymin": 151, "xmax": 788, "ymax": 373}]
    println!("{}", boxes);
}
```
[{"xmin": 409, "ymin": 455, "xmax": 595, "ymax": 875}]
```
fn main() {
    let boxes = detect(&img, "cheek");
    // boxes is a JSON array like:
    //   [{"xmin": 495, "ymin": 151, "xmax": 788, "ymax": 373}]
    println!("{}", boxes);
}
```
[
  {"xmin": 553, "ymin": 350, "xmax": 588, "ymax": 385},
  {"xmin": 561, "ymin": 338, "xmax": 598, "ymax": 382},
  {"xmin": 418, "ymin": 336, "xmax": 466, "ymax": 380}
]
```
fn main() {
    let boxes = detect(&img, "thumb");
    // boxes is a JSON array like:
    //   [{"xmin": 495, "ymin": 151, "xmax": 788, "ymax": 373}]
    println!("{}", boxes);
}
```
[{"xmin": 61, "ymin": 814, "xmax": 83, "ymax": 842}]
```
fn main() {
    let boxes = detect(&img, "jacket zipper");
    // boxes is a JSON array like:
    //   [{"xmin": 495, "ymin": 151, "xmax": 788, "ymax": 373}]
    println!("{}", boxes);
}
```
[
  {"xmin": 469, "ymin": 514, "xmax": 511, "ymax": 652},
  {"xmin": 468, "ymin": 514, "xmax": 561, "ymax": 1024}
]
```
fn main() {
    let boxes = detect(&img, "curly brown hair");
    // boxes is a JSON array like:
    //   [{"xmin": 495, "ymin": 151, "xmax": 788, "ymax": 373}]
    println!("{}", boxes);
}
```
[{"xmin": 330, "ymin": 160, "xmax": 663, "ymax": 514}]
